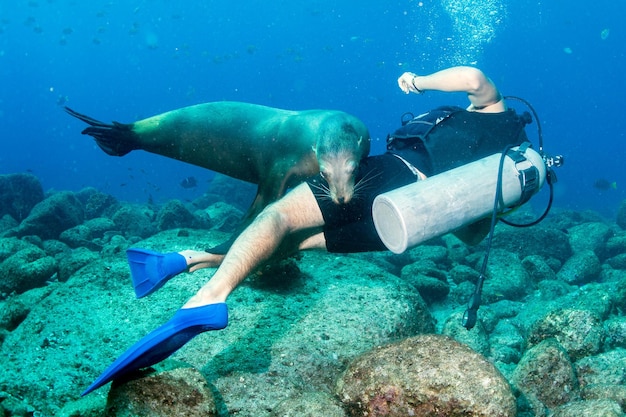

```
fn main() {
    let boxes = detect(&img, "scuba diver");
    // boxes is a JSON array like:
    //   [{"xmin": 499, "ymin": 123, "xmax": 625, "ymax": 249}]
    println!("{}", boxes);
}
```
[{"xmin": 81, "ymin": 66, "xmax": 558, "ymax": 395}]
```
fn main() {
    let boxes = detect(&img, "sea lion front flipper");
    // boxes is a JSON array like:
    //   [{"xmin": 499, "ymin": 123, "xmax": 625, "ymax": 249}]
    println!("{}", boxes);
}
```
[
  {"xmin": 207, "ymin": 170, "xmax": 291, "ymax": 254},
  {"xmin": 204, "ymin": 195, "xmax": 263, "ymax": 254},
  {"xmin": 64, "ymin": 107, "xmax": 140, "ymax": 156}
]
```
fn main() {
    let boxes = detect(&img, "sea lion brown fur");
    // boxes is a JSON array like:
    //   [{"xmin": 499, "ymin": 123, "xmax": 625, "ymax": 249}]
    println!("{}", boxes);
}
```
[{"xmin": 65, "ymin": 102, "xmax": 370, "ymax": 248}]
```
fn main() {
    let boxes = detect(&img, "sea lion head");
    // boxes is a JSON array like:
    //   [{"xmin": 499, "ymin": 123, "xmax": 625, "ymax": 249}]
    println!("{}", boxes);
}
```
[{"xmin": 315, "ymin": 121, "xmax": 369, "ymax": 204}]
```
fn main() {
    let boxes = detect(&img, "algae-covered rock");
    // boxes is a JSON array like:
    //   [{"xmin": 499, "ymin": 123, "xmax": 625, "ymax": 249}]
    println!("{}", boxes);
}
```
[
  {"xmin": 581, "ymin": 384, "xmax": 626, "ymax": 412},
  {"xmin": 274, "ymin": 391, "xmax": 346, "ymax": 417},
  {"xmin": 550, "ymin": 399, "xmax": 623, "ymax": 417},
  {"xmin": 492, "ymin": 226, "xmax": 572, "ymax": 262},
  {"xmin": 449, "ymin": 264, "xmax": 480, "ymax": 285},
  {"xmin": 575, "ymin": 348, "xmax": 626, "ymax": 387},
  {"xmin": 521, "ymin": 254, "xmax": 557, "ymax": 283},
  {"xmin": 337, "ymin": 334, "xmax": 516, "ymax": 417},
  {"xmin": 59, "ymin": 217, "xmax": 117, "ymax": 250},
  {"xmin": 157, "ymin": 199, "xmax": 209, "ymax": 231},
  {"xmin": 204, "ymin": 201, "xmax": 244, "ymax": 233},
  {"xmin": 614, "ymin": 276, "xmax": 626, "ymax": 313},
  {"xmin": 0, "ymin": 230, "xmax": 433, "ymax": 416},
  {"xmin": 0, "ymin": 237, "xmax": 31, "ymax": 262},
  {"xmin": 604, "ymin": 316, "xmax": 626, "ymax": 350},
  {"xmin": 11, "ymin": 191, "xmax": 84, "ymax": 240},
  {"xmin": 57, "ymin": 247, "xmax": 100, "ymax": 282},
  {"xmin": 557, "ymin": 249, "xmax": 602, "ymax": 285},
  {"xmin": 105, "ymin": 367, "xmax": 217, "ymax": 417},
  {"xmin": 605, "ymin": 233, "xmax": 626, "ymax": 258},
  {"xmin": 441, "ymin": 310, "xmax": 491, "ymax": 356},
  {"xmin": 405, "ymin": 244, "xmax": 450, "ymax": 266},
  {"xmin": 510, "ymin": 338, "xmax": 579, "ymax": 415},
  {"xmin": 0, "ymin": 241, "xmax": 57, "ymax": 296},
  {"xmin": 76, "ymin": 187, "xmax": 119, "ymax": 219},
  {"xmin": 111, "ymin": 204, "xmax": 157, "ymax": 238},
  {"xmin": 0, "ymin": 214, "xmax": 18, "ymax": 234},
  {"xmin": 527, "ymin": 308, "xmax": 604, "ymax": 361},
  {"xmin": 400, "ymin": 260, "xmax": 450, "ymax": 303},
  {"xmin": 489, "ymin": 320, "xmax": 525, "ymax": 365},
  {"xmin": 567, "ymin": 222, "xmax": 613, "ymax": 255},
  {"xmin": 481, "ymin": 249, "xmax": 531, "ymax": 303},
  {"xmin": 0, "ymin": 173, "xmax": 44, "ymax": 222},
  {"xmin": 0, "ymin": 284, "xmax": 57, "ymax": 333},
  {"xmin": 607, "ymin": 254, "xmax": 626, "ymax": 270}
]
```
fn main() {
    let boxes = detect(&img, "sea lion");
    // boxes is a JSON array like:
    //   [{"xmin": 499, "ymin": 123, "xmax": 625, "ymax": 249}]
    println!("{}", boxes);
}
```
[{"xmin": 65, "ymin": 102, "xmax": 370, "ymax": 247}]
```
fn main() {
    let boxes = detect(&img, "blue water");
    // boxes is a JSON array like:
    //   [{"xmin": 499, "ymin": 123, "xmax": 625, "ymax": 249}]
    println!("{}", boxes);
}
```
[{"xmin": 1, "ymin": 0, "xmax": 624, "ymax": 217}]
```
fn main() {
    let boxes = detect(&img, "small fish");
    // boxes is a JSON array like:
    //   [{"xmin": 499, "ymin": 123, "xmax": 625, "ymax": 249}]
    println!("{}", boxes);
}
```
[
  {"xmin": 180, "ymin": 176, "xmax": 197, "ymax": 189},
  {"xmin": 594, "ymin": 179, "xmax": 617, "ymax": 190},
  {"xmin": 56, "ymin": 94, "xmax": 69, "ymax": 106}
]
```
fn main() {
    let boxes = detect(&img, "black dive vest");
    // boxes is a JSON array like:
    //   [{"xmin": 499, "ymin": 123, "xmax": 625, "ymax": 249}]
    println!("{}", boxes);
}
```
[{"xmin": 386, "ymin": 106, "xmax": 530, "ymax": 177}]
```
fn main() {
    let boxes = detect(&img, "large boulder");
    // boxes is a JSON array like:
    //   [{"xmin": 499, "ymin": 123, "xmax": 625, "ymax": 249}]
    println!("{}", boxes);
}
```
[
  {"xmin": 492, "ymin": 226, "xmax": 572, "ymax": 263},
  {"xmin": 0, "ymin": 173, "xmax": 44, "ymax": 222},
  {"xmin": 557, "ymin": 250, "xmax": 602, "ymax": 285},
  {"xmin": 0, "ymin": 238, "xmax": 57, "ymax": 297},
  {"xmin": 75, "ymin": 187, "xmax": 118, "ymax": 219},
  {"xmin": 400, "ymin": 259, "xmax": 450, "ymax": 303},
  {"xmin": 481, "ymin": 249, "xmax": 532, "ymax": 303},
  {"xmin": 336, "ymin": 334, "xmax": 516, "ymax": 416},
  {"xmin": 157, "ymin": 200, "xmax": 209, "ymax": 231},
  {"xmin": 549, "ymin": 399, "xmax": 624, "ymax": 417},
  {"xmin": 111, "ymin": 204, "xmax": 157, "ymax": 238},
  {"xmin": 510, "ymin": 338, "xmax": 579, "ymax": 415},
  {"xmin": 10, "ymin": 191, "xmax": 84, "ymax": 240},
  {"xmin": 105, "ymin": 367, "xmax": 218, "ymax": 417},
  {"xmin": 575, "ymin": 348, "xmax": 626, "ymax": 387},
  {"xmin": 567, "ymin": 222, "xmax": 613, "ymax": 256},
  {"xmin": 526, "ymin": 308, "xmax": 605, "ymax": 361},
  {"xmin": 59, "ymin": 217, "xmax": 117, "ymax": 250}
]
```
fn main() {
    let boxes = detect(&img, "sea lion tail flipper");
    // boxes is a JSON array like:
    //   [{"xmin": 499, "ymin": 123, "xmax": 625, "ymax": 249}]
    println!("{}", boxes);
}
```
[
  {"xmin": 205, "ymin": 182, "xmax": 282, "ymax": 254},
  {"xmin": 64, "ymin": 106, "xmax": 140, "ymax": 156}
]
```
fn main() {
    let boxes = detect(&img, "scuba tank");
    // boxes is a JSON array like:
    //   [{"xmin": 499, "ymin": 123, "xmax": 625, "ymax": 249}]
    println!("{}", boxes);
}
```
[{"xmin": 372, "ymin": 143, "xmax": 546, "ymax": 254}]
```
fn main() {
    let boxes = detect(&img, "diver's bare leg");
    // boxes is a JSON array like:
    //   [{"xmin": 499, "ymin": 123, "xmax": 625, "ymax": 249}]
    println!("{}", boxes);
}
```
[{"xmin": 182, "ymin": 183, "xmax": 324, "ymax": 308}]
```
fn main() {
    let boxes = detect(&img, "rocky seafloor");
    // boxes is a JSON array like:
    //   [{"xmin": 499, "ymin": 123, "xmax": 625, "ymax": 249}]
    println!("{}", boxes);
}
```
[{"xmin": 1, "ymin": 172, "xmax": 626, "ymax": 416}]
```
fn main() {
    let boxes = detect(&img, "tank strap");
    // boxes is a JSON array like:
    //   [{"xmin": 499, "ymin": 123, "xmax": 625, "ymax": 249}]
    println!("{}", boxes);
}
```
[
  {"xmin": 391, "ymin": 154, "xmax": 427, "ymax": 181},
  {"xmin": 500, "ymin": 142, "xmax": 540, "ymax": 209}
]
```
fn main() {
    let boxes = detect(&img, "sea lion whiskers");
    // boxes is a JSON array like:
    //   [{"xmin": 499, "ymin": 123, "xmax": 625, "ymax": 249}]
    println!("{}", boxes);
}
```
[
  {"xmin": 350, "ymin": 169, "xmax": 382, "ymax": 202},
  {"xmin": 308, "ymin": 180, "xmax": 334, "ymax": 202}
]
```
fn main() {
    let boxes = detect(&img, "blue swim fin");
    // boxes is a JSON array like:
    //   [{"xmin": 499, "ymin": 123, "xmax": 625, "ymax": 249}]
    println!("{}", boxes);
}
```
[
  {"xmin": 126, "ymin": 248, "xmax": 187, "ymax": 298},
  {"xmin": 81, "ymin": 303, "xmax": 228, "ymax": 396}
]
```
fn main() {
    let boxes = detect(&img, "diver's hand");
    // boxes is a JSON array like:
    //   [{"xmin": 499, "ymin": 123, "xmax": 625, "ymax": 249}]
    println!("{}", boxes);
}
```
[{"xmin": 398, "ymin": 72, "xmax": 423, "ymax": 94}]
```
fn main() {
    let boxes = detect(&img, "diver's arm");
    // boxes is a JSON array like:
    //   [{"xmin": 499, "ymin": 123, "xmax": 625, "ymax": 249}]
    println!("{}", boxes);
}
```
[{"xmin": 398, "ymin": 66, "xmax": 505, "ymax": 113}]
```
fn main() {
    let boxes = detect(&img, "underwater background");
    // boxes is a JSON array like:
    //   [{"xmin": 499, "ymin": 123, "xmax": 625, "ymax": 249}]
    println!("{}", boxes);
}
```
[
  {"xmin": 2, "ymin": 1, "xmax": 626, "ymax": 416},
  {"xmin": 1, "ymin": 0, "xmax": 624, "ymax": 216}
]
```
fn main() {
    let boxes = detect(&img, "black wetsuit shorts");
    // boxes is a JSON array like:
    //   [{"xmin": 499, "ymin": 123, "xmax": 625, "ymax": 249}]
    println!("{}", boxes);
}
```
[{"xmin": 306, "ymin": 153, "xmax": 417, "ymax": 253}]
